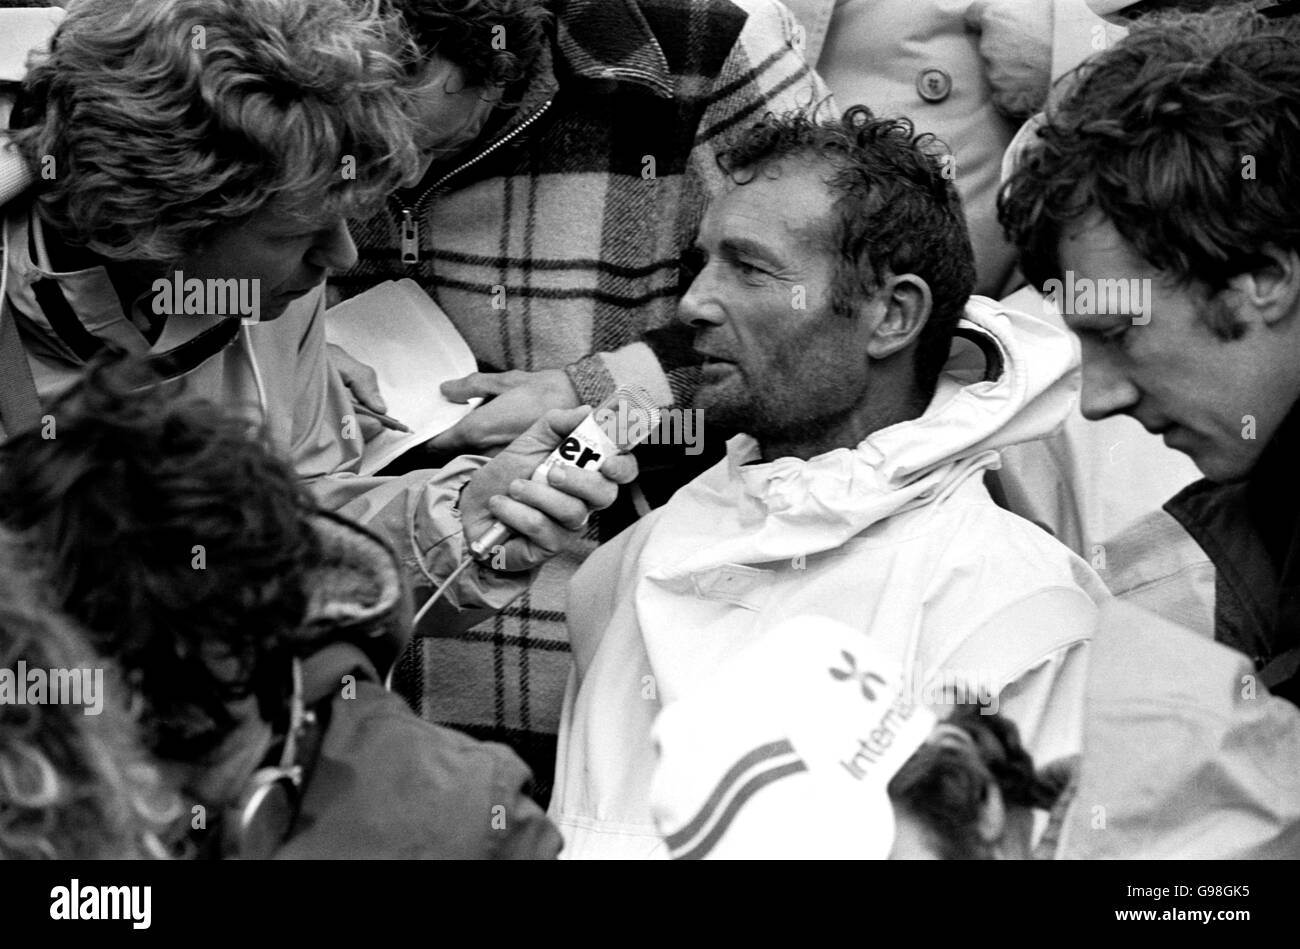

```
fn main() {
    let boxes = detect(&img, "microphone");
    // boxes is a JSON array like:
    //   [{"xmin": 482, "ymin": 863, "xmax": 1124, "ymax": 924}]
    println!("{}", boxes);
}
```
[{"xmin": 466, "ymin": 384, "xmax": 662, "ymax": 562}]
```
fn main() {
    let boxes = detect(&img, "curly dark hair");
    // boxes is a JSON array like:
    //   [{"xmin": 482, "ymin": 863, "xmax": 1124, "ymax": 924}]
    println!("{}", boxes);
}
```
[
  {"xmin": 718, "ymin": 107, "xmax": 976, "ymax": 399},
  {"xmin": 0, "ymin": 360, "xmax": 321, "ymax": 763},
  {"xmin": 1115, "ymin": 0, "xmax": 1267, "ymax": 20},
  {"xmin": 888, "ymin": 704, "xmax": 1062, "ymax": 860},
  {"xmin": 998, "ymin": 8, "xmax": 1300, "ymax": 337},
  {"xmin": 389, "ymin": 0, "xmax": 552, "ymax": 92}
]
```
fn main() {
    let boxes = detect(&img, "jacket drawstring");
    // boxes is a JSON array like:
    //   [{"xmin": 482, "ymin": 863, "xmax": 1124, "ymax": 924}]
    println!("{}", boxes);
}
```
[{"xmin": 241, "ymin": 327, "xmax": 268, "ymax": 425}]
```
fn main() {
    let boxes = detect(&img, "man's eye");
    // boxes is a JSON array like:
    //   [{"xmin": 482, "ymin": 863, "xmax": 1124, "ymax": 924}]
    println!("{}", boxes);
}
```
[{"xmin": 735, "ymin": 260, "xmax": 767, "ymax": 278}]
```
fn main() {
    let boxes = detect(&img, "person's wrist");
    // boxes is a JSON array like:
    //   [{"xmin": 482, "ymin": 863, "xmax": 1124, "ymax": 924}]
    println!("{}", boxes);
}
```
[{"xmin": 563, "ymin": 356, "xmax": 614, "ymax": 408}]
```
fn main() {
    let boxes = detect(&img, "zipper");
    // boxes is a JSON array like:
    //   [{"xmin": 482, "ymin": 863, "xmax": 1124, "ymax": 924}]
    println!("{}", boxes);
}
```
[{"xmin": 393, "ymin": 97, "xmax": 555, "ymax": 265}]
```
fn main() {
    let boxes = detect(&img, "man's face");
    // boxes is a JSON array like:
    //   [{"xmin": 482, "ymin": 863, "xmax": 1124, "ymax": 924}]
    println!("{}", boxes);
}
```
[
  {"xmin": 677, "ymin": 159, "xmax": 873, "ymax": 444},
  {"xmin": 1057, "ymin": 213, "xmax": 1300, "ymax": 482},
  {"xmin": 409, "ymin": 55, "xmax": 501, "ymax": 160},
  {"xmin": 184, "ymin": 207, "xmax": 358, "ymax": 322}
]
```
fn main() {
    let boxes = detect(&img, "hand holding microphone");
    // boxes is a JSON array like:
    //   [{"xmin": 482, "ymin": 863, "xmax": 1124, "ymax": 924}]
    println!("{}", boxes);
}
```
[
  {"xmin": 459, "ymin": 385, "xmax": 659, "ymax": 572},
  {"xmin": 413, "ymin": 387, "xmax": 656, "ymax": 627}
]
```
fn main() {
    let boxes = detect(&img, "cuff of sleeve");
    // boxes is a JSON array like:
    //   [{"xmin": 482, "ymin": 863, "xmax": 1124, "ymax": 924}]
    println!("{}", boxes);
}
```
[
  {"xmin": 564, "ymin": 354, "xmax": 616, "ymax": 408},
  {"xmin": 565, "ymin": 343, "xmax": 674, "ymax": 409},
  {"xmin": 410, "ymin": 459, "xmax": 528, "ymax": 612}
]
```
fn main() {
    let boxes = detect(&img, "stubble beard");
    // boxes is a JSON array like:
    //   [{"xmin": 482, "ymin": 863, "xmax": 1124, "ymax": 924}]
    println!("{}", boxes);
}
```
[{"xmin": 698, "ymin": 375, "xmax": 852, "ymax": 456}]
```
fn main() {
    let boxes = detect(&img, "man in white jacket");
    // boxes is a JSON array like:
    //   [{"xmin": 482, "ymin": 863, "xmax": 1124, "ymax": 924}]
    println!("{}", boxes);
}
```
[{"xmin": 550, "ymin": 107, "xmax": 1109, "ymax": 858}]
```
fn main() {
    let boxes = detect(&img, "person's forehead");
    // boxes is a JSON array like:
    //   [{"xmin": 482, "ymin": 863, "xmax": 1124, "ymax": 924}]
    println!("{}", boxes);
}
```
[
  {"xmin": 704, "ymin": 161, "xmax": 836, "ymax": 245},
  {"xmin": 1051, "ymin": 214, "xmax": 1160, "ymax": 325},
  {"xmin": 1058, "ymin": 211, "xmax": 1154, "ymax": 278}
]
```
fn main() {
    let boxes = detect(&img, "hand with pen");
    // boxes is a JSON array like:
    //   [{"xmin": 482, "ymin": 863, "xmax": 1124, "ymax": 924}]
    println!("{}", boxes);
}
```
[{"xmin": 328, "ymin": 342, "xmax": 411, "ymax": 439}]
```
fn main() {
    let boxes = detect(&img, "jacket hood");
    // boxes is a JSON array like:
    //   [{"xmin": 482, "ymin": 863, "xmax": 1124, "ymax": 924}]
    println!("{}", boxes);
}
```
[
  {"xmin": 653, "ymin": 295, "xmax": 1079, "ymax": 572},
  {"xmin": 294, "ymin": 510, "xmax": 413, "ymax": 680},
  {"xmin": 841, "ymin": 294, "xmax": 1077, "ymax": 484}
]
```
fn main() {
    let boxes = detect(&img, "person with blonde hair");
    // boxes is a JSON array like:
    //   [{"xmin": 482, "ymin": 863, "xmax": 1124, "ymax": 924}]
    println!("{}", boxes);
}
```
[
  {"xmin": 0, "ymin": 0, "xmax": 633, "ymax": 636},
  {"xmin": 0, "ymin": 532, "xmax": 180, "ymax": 859}
]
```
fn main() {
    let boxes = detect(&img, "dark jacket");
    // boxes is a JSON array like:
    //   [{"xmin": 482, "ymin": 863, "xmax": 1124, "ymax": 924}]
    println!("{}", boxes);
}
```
[
  {"xmin": 279, "ymin": 679, "xmax": 561, "ymax": 859},
  {"xmin": 1165, "ymin": 405, "xmax": 1300, "ymax": 706},
  {"xmin": 224, "ymin": 512, "xmax": 561, "ymax": 859}
]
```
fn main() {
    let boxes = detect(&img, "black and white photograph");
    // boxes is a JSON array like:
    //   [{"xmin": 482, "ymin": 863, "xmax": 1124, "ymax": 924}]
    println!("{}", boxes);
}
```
[{"xmin": 0, "ymin": 0, "xmax": 1295, "ymax": 927}]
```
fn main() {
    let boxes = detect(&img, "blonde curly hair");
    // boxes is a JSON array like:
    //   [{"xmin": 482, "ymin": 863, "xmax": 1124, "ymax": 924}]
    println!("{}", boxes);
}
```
[
  {"xmin": 10, "ymin": 0, "xmax": 421, "ymax": 262},
  {"xmin": 0, "ymin": 531, "xmax": 181, "ymax": 859}
]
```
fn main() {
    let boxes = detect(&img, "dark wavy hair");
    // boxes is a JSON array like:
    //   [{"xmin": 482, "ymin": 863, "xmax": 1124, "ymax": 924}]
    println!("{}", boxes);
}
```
[
  {"xmin": 1115, "ymin": 0, "xmax": 1264, "ymax": 19},
  {"xmin": 0, "ymin": 360, "xmax": 320, "ymax": 763},
  {"xmin": 998, "ymin": 9, "xmax": 1300, "ymax": 337},
  {"xmin": 888, "ymin": 705, "xmax": 1062, "ymax": 860},
  {"xmin": 389, "ymin": 0, "xmax": 552, "ymax": 93},
  {"xmin": 0, "ymin": 532, "xmax": 181, "ymax": 859},
  {"xmin": 718, "ymin": 107, "xmax": 976, "ymax": 398}
]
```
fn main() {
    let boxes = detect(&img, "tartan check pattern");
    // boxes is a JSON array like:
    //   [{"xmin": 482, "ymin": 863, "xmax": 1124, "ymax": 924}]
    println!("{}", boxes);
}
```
[{"xmin": 345, "ymin": 0, "xmax": 829, "ymax": 803}]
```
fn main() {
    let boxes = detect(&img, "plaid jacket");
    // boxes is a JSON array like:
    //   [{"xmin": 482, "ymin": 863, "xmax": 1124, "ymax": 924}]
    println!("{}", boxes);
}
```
[{"xmin": 341, "ymin": 0, "xmax": 829, "ymax": 803}]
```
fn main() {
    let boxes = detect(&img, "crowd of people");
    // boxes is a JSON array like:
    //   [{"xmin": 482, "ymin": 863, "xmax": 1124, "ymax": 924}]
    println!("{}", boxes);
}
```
[{"xmin": 1, "ymin": 0, "xmax": 1297, "ymax": 859}]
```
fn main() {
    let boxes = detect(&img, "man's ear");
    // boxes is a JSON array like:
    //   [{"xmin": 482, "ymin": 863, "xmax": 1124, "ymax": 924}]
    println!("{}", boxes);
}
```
[
  {"xmin": 1227, "ymin": 245, "xmax": 1300, "ymax": 328},
  {"xmin": 864, "ymin": 274, "xmax": 932, "ymax": 360}
]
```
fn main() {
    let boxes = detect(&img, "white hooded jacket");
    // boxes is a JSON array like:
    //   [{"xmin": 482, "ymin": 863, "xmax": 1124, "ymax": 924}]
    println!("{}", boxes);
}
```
[{"xmin": 551, "ymin": 296, "xmax": 1110, "ymax": 859}]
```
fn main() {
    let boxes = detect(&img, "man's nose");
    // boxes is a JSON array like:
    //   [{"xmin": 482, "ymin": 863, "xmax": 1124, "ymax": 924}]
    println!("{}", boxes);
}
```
[
  {"xmin": 677, "ymin": 265, "xmax": 725, "ymax": 330},
  {"xmin": 308, "ymin": 218, "xmax": 358, "ymax": 273},
  {"xmin": 1079, "ymin": 343, "xmax": 1139, "ymax": 421}
]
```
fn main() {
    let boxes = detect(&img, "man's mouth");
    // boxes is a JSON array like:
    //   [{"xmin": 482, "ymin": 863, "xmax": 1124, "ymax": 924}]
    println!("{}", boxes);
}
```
[
  {"xmin": 698, "ymin": 355, "xmax": 737, "ymax": 380},
  {"xmin": 278, "ymin": 283, "xmax": 321, "ymax": 299},
  {"xmin": 1138, "ymin": 416, "xmax": 1175, "ymax": 437},
  {"xmin": 1144, "ymin": 420, "xmax": 1196, "ymax": 451}
]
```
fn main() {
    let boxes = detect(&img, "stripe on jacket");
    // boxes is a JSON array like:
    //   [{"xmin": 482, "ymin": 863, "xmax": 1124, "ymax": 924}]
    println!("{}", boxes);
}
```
[{"xmin": 665, "ymin": 738, "xmax": 807, "ymax": 859}]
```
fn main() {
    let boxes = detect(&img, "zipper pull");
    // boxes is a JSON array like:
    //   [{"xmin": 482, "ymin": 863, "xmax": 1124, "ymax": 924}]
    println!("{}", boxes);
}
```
[{"xmin": 401, "ymin": 209, "xmax": 419, "ymax": 264}]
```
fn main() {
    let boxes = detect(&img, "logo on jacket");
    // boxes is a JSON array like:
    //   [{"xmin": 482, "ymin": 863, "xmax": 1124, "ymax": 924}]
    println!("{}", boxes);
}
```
[{"xmin": 828, "ymin": 650, "xmax": 886, "ymax": 701}]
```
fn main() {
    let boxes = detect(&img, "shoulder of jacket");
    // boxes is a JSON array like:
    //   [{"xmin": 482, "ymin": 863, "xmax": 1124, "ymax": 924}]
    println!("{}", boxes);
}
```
[{"xmin": 330, "ymin": 683, "xmax": 531, "ymax": 779}]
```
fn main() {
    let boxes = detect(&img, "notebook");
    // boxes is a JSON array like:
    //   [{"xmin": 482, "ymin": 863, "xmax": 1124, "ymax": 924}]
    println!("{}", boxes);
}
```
[{"xmin": 324, "ymin": 279, "xmax": 479, "ymax": 475}]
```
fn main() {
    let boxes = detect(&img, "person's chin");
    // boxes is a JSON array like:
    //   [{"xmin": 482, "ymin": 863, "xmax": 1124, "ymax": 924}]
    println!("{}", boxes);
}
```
[
  {"xmin": 1187, "ymin": 439, "xmax": 1260, "ymax": 485},
  {"xmin": 252, "ymin": 302, "xmax": 290, "ymax": 323},
  {"xmin": 696, "ymin": 385, "xmax": 749, "ymax": 433},
  {"xmin": 259, "ymin": 287, "xmax": 319, "ymax": 323}
]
